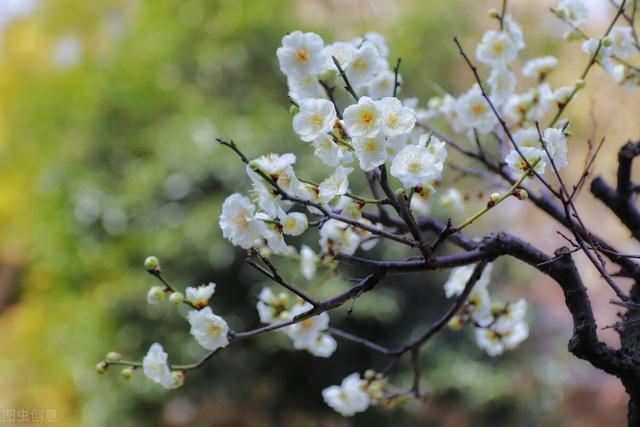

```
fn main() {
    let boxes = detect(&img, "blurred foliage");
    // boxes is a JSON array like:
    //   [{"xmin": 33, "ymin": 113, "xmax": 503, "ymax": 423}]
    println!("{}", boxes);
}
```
[{"xmin": 0, "ymin": 0, "xmax": 632, "ymax": 426}]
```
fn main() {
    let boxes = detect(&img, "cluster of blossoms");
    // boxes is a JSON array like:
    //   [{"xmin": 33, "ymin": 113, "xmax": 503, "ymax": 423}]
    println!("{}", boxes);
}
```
[
  {"xmin": 97, "ymin": 258, "xmax": 231, "ymax": 389},
  {"xmin": 422, "ymin": 6, "xmax": 577, "ymax": 177},
  {"xmin": 98, "ymin": 0, "xmax": 638, "ymax": 418},
  {"xmin": 555, "ymin": 0, "xmax": 640, "ymax": 90},
  {"xmin": 321, "ymin": 370, "xmax": 400, "ymax": 416},
  {"xmin": 257, "ymin": 288, "xmax": 337, "ymax": 357},
  {"xmin": 443, "ymin": 264, "xmax": 529, "ymax": 356}
]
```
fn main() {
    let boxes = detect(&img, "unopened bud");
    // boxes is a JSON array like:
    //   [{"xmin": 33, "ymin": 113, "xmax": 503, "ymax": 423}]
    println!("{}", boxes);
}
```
[
  {"xmin": 171, "ymin": 371, "xmax": 185, "ymax": 388},
  {"xmin": 488, "ymin": 8, "xmax": 500, "ymax": 19},
  {"xmin": 513, "ymin": 188, "xmax": 529, "ymax": 200},
  {"xmin": 144, "ymin": 256, "xmax": 160, "ymax": 272},
  {"xmin": 564, "ymin": 30, "xmax": 582, "ymax": 41},
  {"xmin": 448, "ymin": 316, "xmax": 463, "ymax": 331},
  {"xmin": 489, "ymin": 192, "xmax": 501, "ymax": 203},
  {"xmin": 147, "ymin": 286, "xmax": 166, "ymax": 304},
  {"xmin": 318, "ymin": 69, "xmax": 337, "ymax": 85},
  {"xmin": 602, "ymin": 37, "xmax": 612, "ymax": 47},
  {"xmin": 289, "ymin": 104, "xmax": 300, "ymax": 116},
  {"xmin": 169, "ymin": 292, "xmax": 184, "ymax": 304},
  {"xmin": 96, "ymin": 361, "xmax": 108, "ymax": 374},
  {"xmin": 105, "ymin": 351, "xmax": 123, "ymax": 362},
  {"xmin": 364, "ymin": 369, "xmax": 376, "ymax": 380},
  {"xmin": 121, "ymin": 367, "xmax": 134, "ymax": 380},
  {"xmin": 554, "ymin": 9, "xmax": 565, "ymax": 19},
  {"xmin": 575, "ymin": 79, "xmax": 586, "ymax": 90}
]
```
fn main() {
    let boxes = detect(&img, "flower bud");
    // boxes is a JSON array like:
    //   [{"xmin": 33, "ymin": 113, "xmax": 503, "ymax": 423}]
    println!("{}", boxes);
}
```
[
  {"xmin": 602, "ymin": 37, "xmax": 612, "ymax": 47},
  {"xmin": 554, "ymin": 8, "xmax": 565, "ymax": 19},
  {"xmin": 489, "ymin": 192, "xmax": 501, "ymax": 203},
  {"xmin": 169, "ymin": 292, "xmax": 184, "ymax": 304},
  {"xmin": 575, "ymin": 79, "xmax": 586, "ymax": 90},
  {"xmin": 318, "ymin": 69, "xmax": 337, "ymax": 85},
  {"xmin": 448, "ymin": 316, "xmax": 463, "ymax": 331},
  {"xmin": 105, "ymin": 351, "xmax": 123, "ymax": 362},
  {"xmin": 513, "ymin": 188, "xmax": 528, "ymax": 200},
  {"xmin": 488, "ymin": 8, "xmax": 500, "ymax": 19},
  {"xmin": 364, "ymin": 369, "xmax": 376, "ymax": 380},
  {"xmin": 564, "ymin": 30, "xmax": 582, "ymax": 41},
  {"xmin": 96, "ymin": 361, "xmax": 108, "ymax": 374},
  {"xmin": 171, "ymin": 371, "xmax": 185, "ymax": 388},
  {"xmin": 289, "ymin": 104, "xmax": 300, "ymax": 116},
  {"xmin": 121, "ymin": 367, "xmax": 134, "ymax": 380},
  {"xmin": 147, "ymin": 286, "xmax": 166, "ymax": 304},
  {"xmin": 144, "ymin": 256, "xmax": 160, "ymax": 272}
]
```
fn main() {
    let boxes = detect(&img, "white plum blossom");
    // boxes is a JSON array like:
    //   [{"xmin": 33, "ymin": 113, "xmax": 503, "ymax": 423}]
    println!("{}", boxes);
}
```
[
  {"xmin": 503, "ymin": 14, "xmax": 525, "ymax": 50},
  {"xmin": 390, "ymin": 135, "xmax": 447, "ymax": 189},
  {"xmin": 256, "ymin": 287, "xmax": 279, "ymax": 324},
  {"xmin": 292, "ymin": 98, "xmax": 337, "ymax": 142},
  {"xmin": 246, "ymin": 166, "xmax": 289, "ymax": 219},
  {"xmin": 185, "ymin": 282, "xmax": 216, "ymax": 309},
  {"xmin": 343, "ymin": 96, "xmax": 383, "ymax": 137},
  {"xmin": 443, "ymin": 263, "xmax": 493, "ymax": 298},
  {"xmin": 505, "ymin": 146, "xmax": 547, "ymax": 174},
  {"xmin": 557, "ymin": 0, "xmax": 589, "ymax": 27},
  {"xmin": 522, "ymin": 56, "xmax": 558, "ymax": 79},
  {"xmin": 476, "ymin": 298, "xmax": 529, "ymax": 357},
  {"xmin": 476, "ymin": 30, "xmax": 518, "ymax": 67},
  {"xmin": 186, "ymin": 306, "xmax": 230, "ymax": 351},
  {"xmin": 352, "ymin": 135, "xmax": 387, "ymax": 172},
  {"xmin": 367, "ymin": 68, "xmax": 398, "ymax": 99},
  {"xmin": 324, "ymin": 41, "xmax": 356, "ymax": 70},
  {"xmin": 487, "ymin": 66, "xmax": 516, "ymax": 106},
  {"xmin": 355, "ymin": 31, "xmax": 390, "ymax": 58},
  {"xmin": 280, "ymin": 212, "xmax": 308, "ymax": 236},
  {"xmin": 287, "ymin": 75, "xmax": 326, "ymax": 103},
  {"xmin": 609, "ymin": 26, "xmax": 635, "ymax": 58},
  {"xmin": 319, "ymin": 219, "xmax": 361, "ymax": 255},
  {"xmin": 582, "ymin": 38, "xmax": 613, "ymax": 73},
  {"xmin": 219, "ymin": 194, "xmax": 266, "ymax": 249},
  {"xmin": 312, "ymin": 134, "xmax": 353, "ymax": 167},
  {"xmin": 550, "ymin": 85, "xmax": 575, "ymax": 105},
  {"xmin": 543, "ymin": 127, "xmax": 568, "ymax": 169},
  {"xmin": 439, "ymin": 188, "xmax": 465, "ymax": 212},
  {"xmin": 300, "ymin": 244, "xmax": 317, "ymax": 280},
  {"xmin": 277, "ymin": 31, "xmax": 327, "ymax": 78},
  {"xmin": 322, "ymin": 373, "xmax": 370, "ymax": 416},
  {"xmin": 318, "ymin": 166, "xmax": 353, "ymax": 203},
  {"xmin": 345, "ymin": 42, "xmax": 385, "ymax": 87},
  {"xmin": 252, "ymin": 153, "xmax": 304, "ymax": 197},
  {"xmin": 513, "ymin": 127, "xmax": 542, "ymax": 149},
  {"xmin": 378, "ymin": 96, "xmax": 416, "ymax": 137},
  {"xmin": 142, "ymin": 343, "xmax": 180, "ymax": 389},
  {"xmin": 410, "ymin": 192, "xmax": 430, "ymax": 216},
  {"xmin": 261, "ymin": 225, "xmax": 289, "ymax": 254},
  {"xmin": 455, "ymin": 85, "xmax": 497, "ymax": 133},
  {"xmin": 286, "ymin": 302, "xmax": 335, "ymax": 356},
  {"xmin": 306, "ymin": 333, "xmax": 338, "ymax": 358}
]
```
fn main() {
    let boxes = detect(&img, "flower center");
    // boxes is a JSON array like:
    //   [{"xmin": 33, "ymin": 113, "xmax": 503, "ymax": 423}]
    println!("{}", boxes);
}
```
[
  {"xmin": 407, "ymin": 160, "xmax": 422, "ymax": 173},
  {"xmin": 471, "ymin": 102, "xmax": 486, "ymax": 116},
  {"xmin": 300, "ymin": 318, "xmax": 315, "ymax": 329},
  {"xmin": 295, "ymin": 49, "xmax": 309, "ymax": 64},
  {"xmin": 385, "ymin": 114, "xmax": 399, "ymax": 129},
  {"xmin": 364, "ymin": 140, "xmax": 378, "ymax": 154},
  {"xmin": 208, "ymin": 323, "xmax": 221, "ymax": 335},
  {"xmin": 360, "ymin": 110, "xmax": 375, "ymax": 125},
  {"xmin": 309, "ymin": 114, "xmax": 324, "ymax": 128},
  {"xmin": 491, "ymin": 41, "xmax": 505, "ymax": 56},
  {"xmin": 232, "ymin": 212, "xmax": 251, "ymax": 229},
  {"xmin": 353, "ymin": 58, "xmax": 368, "ymax": 71}
]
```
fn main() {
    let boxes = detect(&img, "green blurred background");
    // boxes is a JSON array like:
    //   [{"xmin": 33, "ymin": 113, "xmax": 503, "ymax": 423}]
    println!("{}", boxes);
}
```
[{"xmin": 1, "ymin": 0, "xmax": 639, "ymax": 426}]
